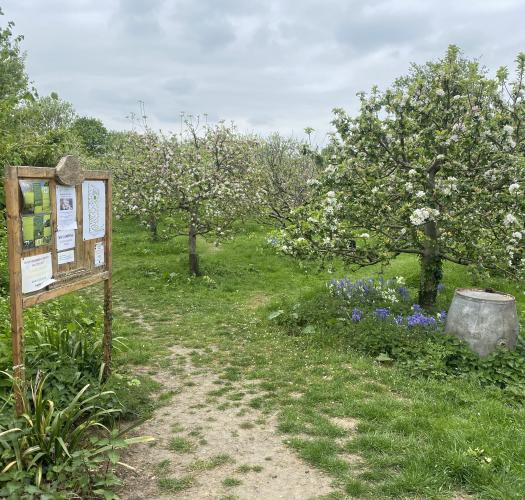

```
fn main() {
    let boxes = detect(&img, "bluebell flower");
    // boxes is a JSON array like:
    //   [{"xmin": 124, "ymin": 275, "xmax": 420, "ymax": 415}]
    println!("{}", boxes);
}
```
[
  {"xmin": 374, "ymin": 307, "xmax": 391, "ymax": 320},
  {"xmin": 407, "ymin": 312, "xmax": 437, "ymax": 328},
  {"xmin": 437, "ymin": 283, "xmax": 445, "ymax": 293},
  {"xmin": 411, "ymin": 304, "xmax": 423, "ymax": 313},
  {"xmin": 398, "ymin": 287, "xmax": 410, "ymax": 301},
  {"xmin": 351, "ymin": 308, "xmax": 363, "ymax": 322},
  {"xmin": 394, "ymin": 315, "xmax": 404, "ymax": 325}
]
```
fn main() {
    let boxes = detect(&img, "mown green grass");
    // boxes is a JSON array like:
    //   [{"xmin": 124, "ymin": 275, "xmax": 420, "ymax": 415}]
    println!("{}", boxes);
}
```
[{"xmin": 112, "ymin": 219, "xmax": 525, "ymax": 499}]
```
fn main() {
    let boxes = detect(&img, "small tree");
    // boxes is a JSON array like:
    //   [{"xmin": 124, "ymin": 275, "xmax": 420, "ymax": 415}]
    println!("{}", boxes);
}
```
[
  {"xmin": 255, "ymin": 133, "xmax": 322, "ymax": 227},
  {"xmin": 17, "ymin": 93, "xmax": 76, "ymax": 132},
  {"xmin": 113, "ymin": 122, "xmax": 258, "ymax": 275},
  {"xmin": 174, "ymin": 123, "xmax": 258, "ymax": 275},
  {"xmin": 0, "ymin": 7, "xmax": 32, "ymax": 208},
  {"xmin": 278, "ymin": 46, "xmax": 525, "ymax": 308},
  {"xmin": 111, "ymin": 130, "xmax": 172, "ymax": 240},
  {"xmin": 72, "ymin": 116, "xmax": 108, "ymax": 156}
]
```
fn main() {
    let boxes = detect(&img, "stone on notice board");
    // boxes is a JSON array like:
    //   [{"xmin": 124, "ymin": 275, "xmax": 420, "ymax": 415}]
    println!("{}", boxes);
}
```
[{"xmin": 55, "ymin": 155, "xmax": 84, "ymax": 186}]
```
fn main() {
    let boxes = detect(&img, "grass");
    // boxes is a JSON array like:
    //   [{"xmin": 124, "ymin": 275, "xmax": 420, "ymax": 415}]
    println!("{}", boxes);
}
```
[
  {"xmin": 110, "ymin": 219, "xmax": 525, "ymax": 499},
  {"xmin": 168, "ymin": 436, "xmax": 193, "ymax": 453},
  {"xmin": 239, "ymin": 421, "xmax": 255, "ymax": 430},
  {"xmin": 187, "ymin": 454, "xmax": 234, "ymax": 471},
  {"xmin": 222, "ymin": 477, "xmax": 242, "ymax": 487},
  {"xmin": 157, "ymin": 475, "xmax": 195, "ymax": 493},
  {"xmin": 237, "ymin": 464, "xmax": 263, "ymax": 473}
]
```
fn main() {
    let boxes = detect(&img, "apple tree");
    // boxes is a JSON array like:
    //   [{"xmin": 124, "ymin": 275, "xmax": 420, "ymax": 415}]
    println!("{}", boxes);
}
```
[{"xmin": 277, "ymin": 46, "xmax": 525, "ymax": 308}]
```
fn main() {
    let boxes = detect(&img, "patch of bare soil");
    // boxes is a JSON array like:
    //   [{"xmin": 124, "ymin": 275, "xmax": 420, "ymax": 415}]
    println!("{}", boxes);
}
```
[
  {"xmin": 243, "ymin": 292, "xmax": 272, "ymax": 311},
  {"xmin": 119, "ymin": 346, "xmax": 337, "ymax": 499}
]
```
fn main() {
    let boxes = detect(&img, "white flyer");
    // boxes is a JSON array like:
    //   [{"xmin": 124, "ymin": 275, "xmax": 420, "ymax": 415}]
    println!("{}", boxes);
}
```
[
  {"xmin": 56, "ymin": 230, "xmax": 76, "ymax": 251},
  {"xmin": 94, "ymin": 242, "xmax": 104, "ymax": 267},
  {"xmin": 21, "ymin": 253, "xmax": 54, "ymax": 294},
  {"xmin": 82, "ymin": 180, "xmax": 105, "ymax": 240},
  {"xmin": 57, "ymin": 249, "xmax": 75, "ymax": 265},
  {"xmin": 56, "ymin": 185, "xmax": 77, "ymax": 230}
]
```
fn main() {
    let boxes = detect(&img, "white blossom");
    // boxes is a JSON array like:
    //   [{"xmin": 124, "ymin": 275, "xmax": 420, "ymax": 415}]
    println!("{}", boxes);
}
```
[
  {"xmin": 410, "ymin": 207, "xmax": 440, "ymax": 226},
  {"xmin": 509, "ymin": 183, "xmax": 520, "ymax": 194},
  {"xmin": 504, "ymin": 213, "xmax": 518, "ymax": 226}
]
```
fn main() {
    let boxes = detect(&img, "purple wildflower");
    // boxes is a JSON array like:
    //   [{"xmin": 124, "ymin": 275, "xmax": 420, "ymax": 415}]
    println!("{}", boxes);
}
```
[
  {"xmin": 351, "ymin": 308, "xmax": 364, "ymax": 322},
  {"xmin": 394, "ymin": 315, "xmax": 404, "ymax": 325},
  {"xmin": 398, "ymin": 287, "xmax": 410, "ymax": 301},
  {"xmin": 374, "ymin": 307, "xmax": 391, "ymax": 320},
  {"xmin": 406, "ymin": 312, "xmax": 437, "ymax": 328}
]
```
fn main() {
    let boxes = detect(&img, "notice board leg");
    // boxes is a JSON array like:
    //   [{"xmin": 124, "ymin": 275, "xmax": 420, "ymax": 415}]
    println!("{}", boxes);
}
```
[
  {"xmin": 5, "ymin": 166, "xmax": 25, "ymax": 415},
  {"xmin": 103, "ymin": 278, "xmax": 112, "ymax": 379}
]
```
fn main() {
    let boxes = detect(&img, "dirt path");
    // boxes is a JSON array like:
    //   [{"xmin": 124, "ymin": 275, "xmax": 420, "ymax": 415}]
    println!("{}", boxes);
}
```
[{"xmin": 119, "ymin": 345, "xmax": 336, "ymax": 499}]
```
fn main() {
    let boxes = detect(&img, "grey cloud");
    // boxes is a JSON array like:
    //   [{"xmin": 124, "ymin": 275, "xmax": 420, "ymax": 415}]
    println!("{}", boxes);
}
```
[
  {"xmin": 163, "ymin": 77, "xmax": 196, "ymax": 95},
  {"xmin": 3, "ymin": 0, "xmax": 525, "ymax": 140}
]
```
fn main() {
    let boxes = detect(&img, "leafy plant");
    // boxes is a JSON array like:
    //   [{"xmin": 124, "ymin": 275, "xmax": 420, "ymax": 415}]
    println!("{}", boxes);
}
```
[
  {"xmin": 0, "ymin": 371, "xmax": 153, "ymax": 497},
  {"xmin": 273, "ymin": 280, "xmax": 525, "ymax": 401}
]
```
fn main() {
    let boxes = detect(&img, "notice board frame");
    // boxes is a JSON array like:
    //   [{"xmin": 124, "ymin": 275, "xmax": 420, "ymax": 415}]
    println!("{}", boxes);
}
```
[{"xmin": 5, "ymin": 158, "xmax": 113, "ymax": 414}]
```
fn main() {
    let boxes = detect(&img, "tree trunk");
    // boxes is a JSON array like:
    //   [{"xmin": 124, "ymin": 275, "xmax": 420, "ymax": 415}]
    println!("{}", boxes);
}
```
[
  {"xmin": 418, "ymin": 220, "xmax": 442, "ymax": 309},
  {"xmin": 188, "ymin": 215, "xmax": 199, "ymax": 276},
  {"xmin": 148, "ymin": 217, "xmax": 158, "ymax": 241}
]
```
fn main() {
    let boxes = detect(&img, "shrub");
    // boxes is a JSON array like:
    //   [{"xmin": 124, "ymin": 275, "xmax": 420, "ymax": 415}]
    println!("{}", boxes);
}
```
[
  {"xmin": 270, "ymin": 276, "xmax": 525, "ymax": 402},
  {"xmin": 1, "ymin": 294, "xmax": 129, "ymax": 409},
  {"xmin": 0, "ymin": 372, "xmax": 153, "ymax": 497}
]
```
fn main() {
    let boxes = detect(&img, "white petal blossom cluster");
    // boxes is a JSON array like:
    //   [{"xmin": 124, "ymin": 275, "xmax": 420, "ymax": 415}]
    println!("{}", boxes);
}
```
[
  {"xmin": 504, "ymin": 213, "xmax": 518, "ymax": 226},
  {"xmin": 410, "ymin": 207, "xmax": 440, "ymax": 226},
  {"xmin": 509, "ymin": 183, "xmax": 520, "ymax": 194}
]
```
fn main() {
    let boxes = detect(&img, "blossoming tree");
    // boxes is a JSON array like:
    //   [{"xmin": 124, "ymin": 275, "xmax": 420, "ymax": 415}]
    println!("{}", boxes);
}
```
[
  {"xmin": 113, "ymin": 122, "xmax": 258, "ymax": 275},
  {"xmin": 278, "ymin": 46, "xmax": 525, "ymax": 307},
  {"xmin": 255, "ymin": 133, "xmax": 322, "ymax": 227},
  {"xmin": 111, "ymin": 130, "xmax": 172, "ymax": 240}
]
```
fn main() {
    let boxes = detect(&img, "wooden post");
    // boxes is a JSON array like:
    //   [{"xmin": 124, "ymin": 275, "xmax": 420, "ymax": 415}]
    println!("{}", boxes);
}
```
[
  {"xmin": 102, "ymin": 174, "xmax": 113, "ymax": 380},
  {"xmin": 5, "ymin": 166, "xmax": 25, "ymax": 415}
]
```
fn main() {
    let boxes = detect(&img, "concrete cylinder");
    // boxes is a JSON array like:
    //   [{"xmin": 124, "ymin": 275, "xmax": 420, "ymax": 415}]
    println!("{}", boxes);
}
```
[{"xmin": 445, "ymin": 288, "xmax": 519, "ymax": 357}]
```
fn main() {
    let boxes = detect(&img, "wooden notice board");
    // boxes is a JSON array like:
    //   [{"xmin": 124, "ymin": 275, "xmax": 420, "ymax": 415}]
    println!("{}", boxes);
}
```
[{"xmin": 5, "ymin": 156, "xmax": 113, "ymax": 414}]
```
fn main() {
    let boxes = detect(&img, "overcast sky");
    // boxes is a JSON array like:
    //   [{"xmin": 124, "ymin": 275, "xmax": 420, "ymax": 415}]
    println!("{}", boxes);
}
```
[{"xmin": 3, "ymin": 0, "xmax": 524, "ymax": 144}]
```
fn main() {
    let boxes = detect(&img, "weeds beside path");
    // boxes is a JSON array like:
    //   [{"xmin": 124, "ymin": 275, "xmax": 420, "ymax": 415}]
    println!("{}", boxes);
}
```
[{"xmin": 112, "ymin": 220, "xmax": 525, "ymax": 499}]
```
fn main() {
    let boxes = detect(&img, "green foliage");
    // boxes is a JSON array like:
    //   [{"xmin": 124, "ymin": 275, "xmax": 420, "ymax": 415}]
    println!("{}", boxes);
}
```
[
  {"xmin": 274, "ymin": 285, "xmax": 525, "ymax": 402},
  {"xmin": 100, "ymin": 219, "xmax": 525, "ymax": 498},
  {"xmin": 0, "ymin": 8, "xmax": 30, "ymax": 104},
  {"xmin": 0, "ymin": 294, "xmax": 113, "ymax": 407},
  {"xmin": 17, "ymin": 93, "xmax": 77, "ymax": 134},
  {"xmin": 0, "ymin": 8, "xmax": 33, "ymax": 208},
  {"xmin": 72, "ymin": 116, "xmax": 108, "ymax": 156},
  {"xmin": 0, "ymin": 372, "xmax": 153, "ymax": 498}
]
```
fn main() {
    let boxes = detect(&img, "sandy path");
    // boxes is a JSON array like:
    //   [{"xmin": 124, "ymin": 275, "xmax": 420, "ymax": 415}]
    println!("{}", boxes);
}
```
[{"xmin": 119, "ymin": 345, "xmax": 336, "ymax": 499}]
